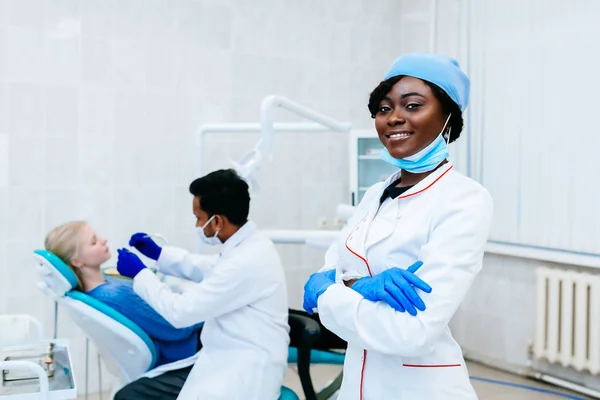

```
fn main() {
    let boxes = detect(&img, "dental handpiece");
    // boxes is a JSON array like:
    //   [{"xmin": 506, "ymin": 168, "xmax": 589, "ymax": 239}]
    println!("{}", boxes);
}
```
[{"xmin": 142, "ymin": 233, "xmax": 169, "ymax": 245}]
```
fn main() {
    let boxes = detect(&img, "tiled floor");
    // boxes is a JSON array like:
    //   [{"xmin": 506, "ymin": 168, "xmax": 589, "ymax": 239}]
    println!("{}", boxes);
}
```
[
  {"xmin": 78, "ymin": 361, "xmax": 594, "ymax": 399},
  {"xmin": 282, "ymin": 361, "xmax": 595, "ymax": 400},
  {"xmin": 467, "ymin": 362, "xmax": 594, "ymax": 400}
]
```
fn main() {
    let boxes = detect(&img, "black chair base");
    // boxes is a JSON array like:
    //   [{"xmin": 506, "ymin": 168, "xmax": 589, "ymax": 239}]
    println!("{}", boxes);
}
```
[{"xmin": 288, "ymin": 309, "xmax": 346, "ymax": 400}]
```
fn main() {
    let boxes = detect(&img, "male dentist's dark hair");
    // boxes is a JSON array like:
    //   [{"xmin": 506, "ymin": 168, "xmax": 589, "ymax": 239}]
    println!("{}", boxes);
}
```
[{"xmin": 189, "ymin": 169, "xmax": 250, "ymax": 226}]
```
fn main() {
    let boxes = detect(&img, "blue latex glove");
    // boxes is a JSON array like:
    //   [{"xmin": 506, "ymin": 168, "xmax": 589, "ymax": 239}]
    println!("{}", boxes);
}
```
[
  {"xmin": 303, "ymin": 269, "xmax": 336, "ymax": 315},
  {"xmin": 351, "ymin": 261, "xmax": 432, "ymax": 316},
  {"xmin": 129, "ymin": 232, "xmax": 162, "ymax": 260},
  {"xmin": 116, "ymin": 248, "xmax": 147, "ymax": 279}
]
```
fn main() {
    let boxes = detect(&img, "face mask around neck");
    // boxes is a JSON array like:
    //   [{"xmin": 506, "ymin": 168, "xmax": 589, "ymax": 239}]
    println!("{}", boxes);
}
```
[{"xmin": 380, "ymin": 114, "xmax": 452, "ymax": 173}]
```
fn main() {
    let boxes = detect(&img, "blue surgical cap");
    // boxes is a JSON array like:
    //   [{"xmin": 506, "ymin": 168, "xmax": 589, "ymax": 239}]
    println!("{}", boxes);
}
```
[{"xmin": 384, "ymin": 53, "xmax": 470, "ymax": 111}]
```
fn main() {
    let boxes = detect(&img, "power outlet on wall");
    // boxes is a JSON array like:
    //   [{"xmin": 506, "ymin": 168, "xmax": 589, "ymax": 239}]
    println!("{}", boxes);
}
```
[
  {"xmin": 333, "ymin": 217, "xmax": 345, "ymax": 229},
  {"xmin": 317, "ymin": 217, "xmax": 329, "ymax": 229}
]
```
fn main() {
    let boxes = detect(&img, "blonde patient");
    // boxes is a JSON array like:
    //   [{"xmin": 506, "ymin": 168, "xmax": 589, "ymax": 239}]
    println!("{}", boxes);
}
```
[
  {"xmin": 45, "ymin": 221, "xmax": 203, "ymax": 367},
  {"xmin": 45, "ymin": 221, "xmax": 111, "ymax": 291}
]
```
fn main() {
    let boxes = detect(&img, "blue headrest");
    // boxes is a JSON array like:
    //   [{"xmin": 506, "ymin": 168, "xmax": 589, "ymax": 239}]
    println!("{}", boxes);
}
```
[
  {"xmin": 34, "ymin": 249, "xmax": 158, "ymax": 369},
  {"xmin": 34, "ymin": 249, "xmax": 79, "ymax": 290}
]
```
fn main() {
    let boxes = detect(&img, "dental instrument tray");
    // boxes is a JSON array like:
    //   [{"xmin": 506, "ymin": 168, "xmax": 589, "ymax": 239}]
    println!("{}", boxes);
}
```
[
  {"xmin": 0, "ymin": 342, "xmax": 55, "ymax": 382},
  {"xmin": 0, "ymin": 338, "xmax": 76, "ymax": 399}
]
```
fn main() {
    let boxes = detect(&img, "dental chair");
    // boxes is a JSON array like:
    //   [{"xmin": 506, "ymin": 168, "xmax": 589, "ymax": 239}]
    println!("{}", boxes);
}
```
[
  {"xmin": 33, "ymin": 250, "xmax": 300, "ymax": 400},
  {"xmin": 287, "ymin": 312, "xmax": 346, "ymax": 400}
]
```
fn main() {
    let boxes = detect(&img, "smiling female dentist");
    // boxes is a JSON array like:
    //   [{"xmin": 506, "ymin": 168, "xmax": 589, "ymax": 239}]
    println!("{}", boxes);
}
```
[{"xmin": 303, "ymin": 53, "xmax": 494, "ymax": 399}]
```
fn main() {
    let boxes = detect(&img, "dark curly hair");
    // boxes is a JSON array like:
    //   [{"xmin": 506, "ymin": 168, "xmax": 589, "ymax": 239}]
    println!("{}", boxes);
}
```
[{"xmin": 367, "ymin": 75, "xmax": 463, "ymax": 143}]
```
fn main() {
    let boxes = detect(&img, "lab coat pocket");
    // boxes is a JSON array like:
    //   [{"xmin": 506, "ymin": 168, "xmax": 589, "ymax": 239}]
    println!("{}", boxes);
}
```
[{"xmin": 401, "ymin": 361, "xmax": 475, "ymax": 399}]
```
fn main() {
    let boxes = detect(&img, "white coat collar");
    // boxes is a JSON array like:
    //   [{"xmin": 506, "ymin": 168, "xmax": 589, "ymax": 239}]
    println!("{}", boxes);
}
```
[
  {"xmin": 382, "ymin": 161, "xmax": 454, "ymax": 200},
  {"xmin": 355, "ymin": 162, "xmax": 454, "ymax": 253},
  {"xmin": 221, "ymin": 220, "xmax": 257, "ymax": 255}
]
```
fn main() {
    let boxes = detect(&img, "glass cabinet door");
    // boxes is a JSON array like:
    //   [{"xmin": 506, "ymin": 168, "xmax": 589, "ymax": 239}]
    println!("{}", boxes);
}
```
[{"xmin": 356, "ymin": 138, "xmax": 397, "ymax": 204}]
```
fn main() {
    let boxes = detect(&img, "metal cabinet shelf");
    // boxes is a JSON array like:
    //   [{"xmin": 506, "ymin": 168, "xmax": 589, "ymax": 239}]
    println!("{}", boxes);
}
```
[{"xmin": 349, "ymin": 130, "xmax": 397, "ymax": 205}]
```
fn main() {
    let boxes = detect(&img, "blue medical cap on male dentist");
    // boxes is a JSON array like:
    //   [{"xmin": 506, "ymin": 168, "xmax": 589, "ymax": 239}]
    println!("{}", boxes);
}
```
[{"xmin": 384, "ymin": 53, "xmax": 470, "ymax": 111}]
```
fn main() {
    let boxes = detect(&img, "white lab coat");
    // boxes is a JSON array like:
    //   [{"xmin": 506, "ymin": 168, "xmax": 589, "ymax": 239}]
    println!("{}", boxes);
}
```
[
  {"xmin": 133, "ymin": 221, "xmax": 290, "ymax": 400},
  {"xmin": 317, "ymin": 162, "xmax": 493, "ymax": 400}
]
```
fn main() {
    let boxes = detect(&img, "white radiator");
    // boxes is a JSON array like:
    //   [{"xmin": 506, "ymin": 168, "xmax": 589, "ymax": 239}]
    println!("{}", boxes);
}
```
[{"xmin": 534, "ymin": 267, "xmax": 600, "ymax": 375}]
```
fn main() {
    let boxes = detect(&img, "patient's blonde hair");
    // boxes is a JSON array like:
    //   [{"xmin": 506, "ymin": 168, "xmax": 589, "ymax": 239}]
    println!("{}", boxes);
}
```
[{"xmin": 44, "ymin": 221, "xmax": 88, "ymax": 288}]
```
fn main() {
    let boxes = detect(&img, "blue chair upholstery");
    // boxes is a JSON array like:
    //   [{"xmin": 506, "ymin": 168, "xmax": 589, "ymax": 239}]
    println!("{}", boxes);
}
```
[
  {"xmin": 66, "ymin": 291, "xmax": 159, "ymax": 368},
  {"xmin": 35, "ymin": 249, "xmax": 160, "ymax": 369},
  {"xmin": 280, "ymin": 386, "xmax": 300, "ymax": 400},
  {"xmin": 34, "ymin": 249, "xmax": 160, "ymax": 381},
  {"xmin": 288, "ymin": 347, "xmax": 345, "ymax": 365}
]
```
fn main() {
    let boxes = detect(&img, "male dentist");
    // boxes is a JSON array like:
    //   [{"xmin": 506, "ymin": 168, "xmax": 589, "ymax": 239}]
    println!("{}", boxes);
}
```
[{"xmin": 116, "ymin": 169, "xmax": 290, "ymax": 400}]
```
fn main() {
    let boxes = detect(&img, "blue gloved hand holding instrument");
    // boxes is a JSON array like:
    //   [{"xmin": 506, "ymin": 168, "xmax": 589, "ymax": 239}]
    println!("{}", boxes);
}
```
[
  {"xmin": 116, "ymin": 248, "xmax": 147, "ymax": 279},
  {"xmin": 129, "ymin": 232, "xmax": 162, "ymax": 260}
]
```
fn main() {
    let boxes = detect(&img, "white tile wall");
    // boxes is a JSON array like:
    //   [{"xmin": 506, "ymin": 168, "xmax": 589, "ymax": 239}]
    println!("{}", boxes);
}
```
[
  {"xmin": 1, "ymin": 0, "xmax": 404, "ymax": 394},
  {"xmin": 0, "ymin": 212, "xmax": 5, "ymax": 314},
  {"xmin": 42, "ymin": 0, "xmax": 80, "ymax": 30},
  {"xmin": 0, "ymin": 27, "xmax": 6, "ymax": 81},
  {"xmin": 75, "ymin": 187, "xmax": 114, "ymax": 234},
  {"xmin": 78, "ymin": 88, "xmax": 114, "ymax": 136},
  {"xmin": 45, "ymin": 188, "xmax": 79, "ymax": 231},
  {"xmin": 77, "ymin": 134, "xmax": 115, "ymax": 186},
  {"xmin": 44, "ymin": 86, "xmax": 78, "ymax": 137},
  {"xmin": 8, "ymin": 82, "xmax": 44, "ymax": 135},
  {"xmin": 6, "ymin": 27, "xmax": 43, "ymax": 82},
  {"xmin": 6, "ymin": 0, "xmax": 43, "ymax": 29},
  {"xmin": 43, "ymin": 32, "xmax": 81, "ymax": 85},
  {"xmin": 8, "ymin": 187, "xmax": 45, "ymax": 246},
  {"xmin": 80, "ymin": 0, "xmax": 117, "ymax": 39},
  {"xmin": 46, "ymin": 137, "xmax": 78, "ymax": 188},
  {"xmin": 0, "ymin": 84, "xmax": 7, "ymax": 134},
  {"xmin": 9, "ymin": 135, "xmax": 45, "ymax": 186},
  {"xmin": 0, "ymin": 0, "xmax": 4, "ymax": 24},
  {"xmin": 0, "ymin": 134, "xmax": 7, "ymax": 187}
]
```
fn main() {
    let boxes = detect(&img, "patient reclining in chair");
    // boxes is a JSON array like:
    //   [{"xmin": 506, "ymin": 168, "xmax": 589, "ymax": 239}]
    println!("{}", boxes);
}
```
[{"xmin": 45, "ymin": 221, "xmax": 203, "ymax": 367}]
